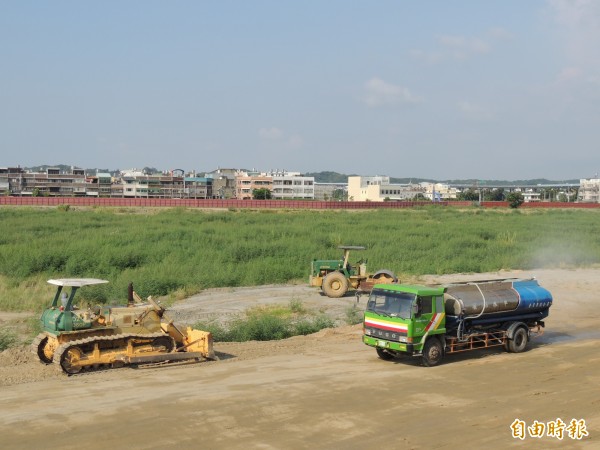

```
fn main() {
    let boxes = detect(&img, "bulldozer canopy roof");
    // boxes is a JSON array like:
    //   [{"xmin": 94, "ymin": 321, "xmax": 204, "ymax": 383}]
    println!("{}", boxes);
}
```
[{"xmin": 47, "ymin": 278, "xmax": 109, "ymax": 287}]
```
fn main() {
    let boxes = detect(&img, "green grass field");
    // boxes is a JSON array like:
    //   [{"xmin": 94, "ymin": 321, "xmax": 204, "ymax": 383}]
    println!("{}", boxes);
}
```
[{"xmin": 1, "ymin": 206, "xmax": 599, "ymax": 312}]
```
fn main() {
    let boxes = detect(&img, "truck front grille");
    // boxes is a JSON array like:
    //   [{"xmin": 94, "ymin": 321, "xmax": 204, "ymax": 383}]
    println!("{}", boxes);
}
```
[{"xmin": 364, "ymin": 326, "xmax": 406, "ymax": 342}]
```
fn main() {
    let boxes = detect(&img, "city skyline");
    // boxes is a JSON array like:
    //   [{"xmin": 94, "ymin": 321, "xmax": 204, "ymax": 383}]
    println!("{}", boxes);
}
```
[
  {"xmin": 4, "ymin": 162, "xmax": 584, "ymax": 184},
  {"xmin": 1, "ymin": 1, "xmax": 599, "ymax": 180}
]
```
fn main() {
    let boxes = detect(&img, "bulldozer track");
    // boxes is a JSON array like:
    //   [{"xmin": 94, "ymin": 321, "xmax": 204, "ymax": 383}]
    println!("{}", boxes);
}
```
[
  {"xmin": 52, "ymin": 332, "xmax": 172, "ymax": 375},
  {"xmin": 30, "ymin": 333, "xmax": 46, "ymax": 355},
  {"xmin": 31, "ymin": 332, "xmax": 57, "ymax": 364}
]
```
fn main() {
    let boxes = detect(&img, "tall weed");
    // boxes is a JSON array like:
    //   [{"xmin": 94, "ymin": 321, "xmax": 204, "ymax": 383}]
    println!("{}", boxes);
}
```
[
  {"xmin": 0, "ymin": 327, "xmax": 18, "ymax": 350},
  {"xmin": 1, "ymin": 207, "xmax": 600, "ymax": 311}
]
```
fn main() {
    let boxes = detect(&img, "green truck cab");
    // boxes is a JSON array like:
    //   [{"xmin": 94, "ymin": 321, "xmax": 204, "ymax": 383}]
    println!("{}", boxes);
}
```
[{"xmin": 363, "ymin": 284, "xmax": 446, "ymax": 366}]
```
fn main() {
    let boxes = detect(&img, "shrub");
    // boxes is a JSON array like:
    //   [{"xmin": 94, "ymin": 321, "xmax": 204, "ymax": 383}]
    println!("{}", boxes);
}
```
[
  {"xmin": 228, "ymin": 313, "xmax": 291, "ymax": 341},
  {"xmin": 289, "ymin": 298, "xmax": 305, "ymax": 313},
  {"xmin": 507, "ymin": 192, "xmax": 524, "ymax": 208},
  {"xmin": 293, "ymin": 315, "xmax": 335, "ymax": 335},
  {"xmin": 344, "ymin": 305, "xmax": 363, "ymax": 325},
  {"xmin": 193, "ymin": 305, "xmax": 336, "ymax": 342},
  {"xmin": 0, "ymin": 328, "xmax": 18, "ymax": 351},
  {"xmin": 192, "ymin": 321, "xmax": 231, "ymax": 342},
  {"xmin": 27, "ymin": 316, "xmax": 43, "ymax": 337}
]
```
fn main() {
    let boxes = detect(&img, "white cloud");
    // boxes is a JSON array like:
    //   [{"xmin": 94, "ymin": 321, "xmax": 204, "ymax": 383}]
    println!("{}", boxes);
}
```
[
  {"xmin": 549, "ymin": 0, "xmax": 600, "ymax": 28},
  {"xmin": 487, "ymin": 27, "xmax": 513, "ymax": 40},
  {"xmin": 411, "ymin": 27, "xmax": 509, "ymax": 64},
  {"xmin": 547, "ymin": 0, "xmax": 600, "ymax": 67},
  {"xmin": 545, "ymin": 0, "xmax": 600, "ymax": 96},
  {"xmin": 556, "ymin": 66, "xmax": 583, "ymax": 83},
  {"xmin": 409, "ymin": 49, "xmax": 443, "ymax": 64},
  {"xmin": 258, "ymin": 127, "xmax": 284, "ymax": 140},
  {"xmin": 458, "ymin": 101, "xmax": 493, "ymax": 121},
  {"xmin": 258, "ymin": 127, "xmax": 303, "ymax": 149},
  {"xmin": 287, "ymin": 135, "xmax": 303, "ymax": 149},
  {"xmin": 364, "ymin": 77, "xmax": 419, "ymax": 107},
  {"xmin": 438, "ymin": 35, "xmax": 490, "ymax": 59}
]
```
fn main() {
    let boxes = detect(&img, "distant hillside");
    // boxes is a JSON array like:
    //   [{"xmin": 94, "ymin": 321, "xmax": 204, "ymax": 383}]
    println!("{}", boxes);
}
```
[
  {"xmin": 302, "ymin": 171, "xmax": 355, "ymax": 183},
  {"xmin": 303, "ymin": 172, "xmax": 579, "ymax": 185},
  {"xmin": 389, "ymin": 177, "xmax": 436, "ymax": 184},
  {"xmin": 20, "ymin": 166, "xmax": 580, "ymax": 185},
  {"xmin": 441, "ymin": 178, "xmax": 580, "ymax": 186},
  {"xmin": 27, "ymin": 164, "xmax": 83, "ymax": 172}
]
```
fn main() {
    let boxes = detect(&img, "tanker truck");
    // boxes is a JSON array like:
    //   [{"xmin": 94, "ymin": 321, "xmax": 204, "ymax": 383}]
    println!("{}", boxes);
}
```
[{"xmin": 362, "ymin": 278, "xmax": 552, "ymax": 366}]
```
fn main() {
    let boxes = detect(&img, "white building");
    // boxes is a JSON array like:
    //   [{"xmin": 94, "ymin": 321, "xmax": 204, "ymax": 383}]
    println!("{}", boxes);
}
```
[
  {"xmin": 268, "ymin": 170, "xmax": 314, "ymax": 200},
  {"xmin": 233, "ymin": 170, "xmax": 315, "ymax": 200},
  {"xmin": 348, "ymin": 176, "xmax": 423, "ymax": 201},
  {"xmin": 578, "ymin": 178, "xmax": 600, "ymax": 203},
  {"xmin": 522, "ymin": 190, "xmax": 541, "ymax": 203},
  {"xmin": 420, "ymin": 182, "xmax": 459, "ymax": 201}
]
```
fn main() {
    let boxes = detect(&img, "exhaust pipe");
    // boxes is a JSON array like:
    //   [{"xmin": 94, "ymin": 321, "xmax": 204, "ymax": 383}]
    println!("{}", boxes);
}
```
[{"xmin": 128, "ymin": 282, "xmax": 134, "ymax": 307}]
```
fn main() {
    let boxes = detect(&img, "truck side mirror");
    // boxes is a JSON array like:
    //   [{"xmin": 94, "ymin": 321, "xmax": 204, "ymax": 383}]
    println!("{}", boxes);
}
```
[{"xmin": 412, "ymin": 302, "xmax": 420, "ymax": 317}]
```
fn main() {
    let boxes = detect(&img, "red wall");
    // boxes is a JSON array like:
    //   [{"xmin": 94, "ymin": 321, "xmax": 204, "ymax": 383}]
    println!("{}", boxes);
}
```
[
  {"xmin": 0, "ymin": 197, "xmax": 598, "ymax": 209},
  {"xmin": 480, "ymin": 201, "xmax": 600, "ymax": 209}
]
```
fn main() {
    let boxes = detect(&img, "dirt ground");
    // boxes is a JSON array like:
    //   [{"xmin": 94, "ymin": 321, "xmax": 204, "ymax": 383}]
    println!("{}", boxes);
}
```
[{"xmin": 0, "ymin": 269, "xmax": 598, "ymax": 449}]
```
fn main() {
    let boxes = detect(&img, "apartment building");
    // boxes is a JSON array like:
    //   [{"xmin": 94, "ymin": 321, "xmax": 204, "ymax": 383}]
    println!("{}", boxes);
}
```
[
  {"xmin": 85, "ymin": 172, "xmax": 113, "ymax": 196},
  {"xmin": 235, "ymin": 171, "xmax": 273, "ymax": 200},
  {"xmin": 522, "ymin": 190, "xmax": 541, "ymax": 202},
  {"xmin": 578, "ymin": 178, "xmax": 600, "ymax": 203},
  {"xmin": 0, "ymin": 167, "xmax": 212, "ymax": 199},
  {"xmin": 0, "ymin": 166, "xmax": 88, "ymax": 196},
  {"xmin": 348, "ymin": 176, "xmax": 423, "ymax": 201},
  {"xmin": 0, "ymin": 167, "xmax": 24, "ymax": 195},
  {"xmin": 269, "ymin": 171, "xmax": 314, "ymax": 200},
  {"xmin": 184, "ymin": 177, "xmax": 213, "ymax": 199},
  {"xmin": 420, "ymin": 182, "xmax": 459, "ymax": 201},
  {"xmin": 206, "ymin": 168, "xmax": 237, "ymax": 199},
  {"xmin": 235, "ymin": 170, "xmax": 315, "ymax": 200}
]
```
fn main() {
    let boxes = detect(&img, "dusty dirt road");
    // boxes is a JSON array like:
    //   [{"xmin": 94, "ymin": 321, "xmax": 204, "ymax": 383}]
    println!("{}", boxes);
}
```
[{"xmin": 0, "ymin": 269, "xmax": 598, "ymax": 449}]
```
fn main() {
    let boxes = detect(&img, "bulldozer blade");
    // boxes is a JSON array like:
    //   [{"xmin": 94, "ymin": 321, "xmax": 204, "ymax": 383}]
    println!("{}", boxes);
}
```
[{"xmin": 119, "ymin": 351, "xmax": 215, "ymax": 365}]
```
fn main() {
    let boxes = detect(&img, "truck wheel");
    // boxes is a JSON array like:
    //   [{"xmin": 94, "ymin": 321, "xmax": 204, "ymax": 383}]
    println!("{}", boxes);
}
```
[
  {"xmin": 322, "ymin": 272, "xmax": 349, "ymax": 298},
  {"xmin": 422, "ymin": 338, "xmax": 443, "ymax": 367},
  {"xmin": 376, "ymin": 348, "xmax": 396, "ymax": 361},
  {"xmin": 508, "ymin": 327, "xmax": 528, "ymax": 353}
]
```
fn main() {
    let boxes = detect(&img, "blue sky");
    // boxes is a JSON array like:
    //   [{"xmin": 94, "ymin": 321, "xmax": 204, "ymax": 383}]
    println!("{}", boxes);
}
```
[{"xmin": 1, "ymin": 1, "xmax": 598, "ymax": 180}]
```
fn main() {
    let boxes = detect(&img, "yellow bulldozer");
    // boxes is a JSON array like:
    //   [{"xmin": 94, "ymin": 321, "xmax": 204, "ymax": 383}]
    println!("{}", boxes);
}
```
[{"xmin": 32, "ymin": 279, "xmax": 216, "ymax": 374}]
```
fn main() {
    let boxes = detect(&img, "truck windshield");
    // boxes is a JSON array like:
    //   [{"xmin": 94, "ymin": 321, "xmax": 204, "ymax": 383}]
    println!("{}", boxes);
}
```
[{"xmin": 366, "ymin": 291, "xmax": 415, "ymax": 320}]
